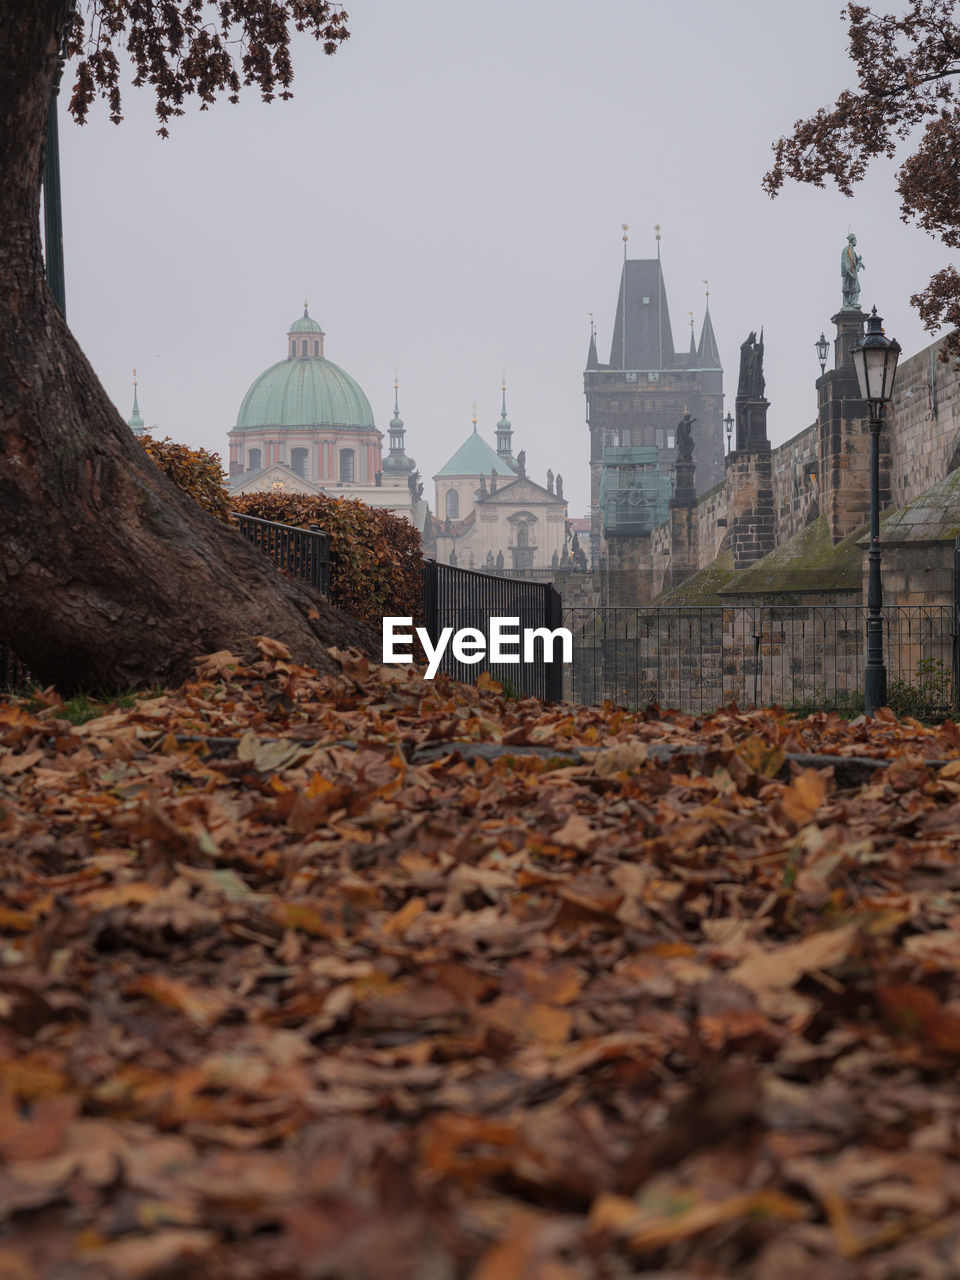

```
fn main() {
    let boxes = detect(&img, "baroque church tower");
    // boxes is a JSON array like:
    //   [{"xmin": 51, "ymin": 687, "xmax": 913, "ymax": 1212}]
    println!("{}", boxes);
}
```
[{"xmin": 584, "ymin": 232, "xmax": 725, "ymax": 565}]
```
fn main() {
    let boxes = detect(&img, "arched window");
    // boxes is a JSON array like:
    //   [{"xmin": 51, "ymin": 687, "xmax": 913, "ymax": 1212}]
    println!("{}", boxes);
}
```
[
  {"xmin": 247, "ymin": 447, "xmax": 262, "ymax": 472},
  {"xmin": 445, "ymin": 489, "xmax": 460, "ymax": 520},
  {"xmin": 313, "ymin": 340, "xmax": 320, "ymax": 356},
  {"xmin": 517, "ymin": 524, "xmax": 528, "ymax": 547},
  {"xmin": 291, "ymin": 447, "xmax": 309, "ymax": 478},
  {"xmin": 301, "ymin": 339, "xmax": 308, "ymax": 356},
  {"xmin": 339, "ymin": 449, "xmax": 355, "ymax": 483}
]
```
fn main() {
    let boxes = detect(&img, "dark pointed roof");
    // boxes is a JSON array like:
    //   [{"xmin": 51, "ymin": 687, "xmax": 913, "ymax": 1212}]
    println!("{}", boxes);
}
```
[
  {"xmin": 586, "ymin": 325, "xmax": 599, "ymax": 369},
  {"xmin": 697, "ymin": 304, "xmax": 722, "ymax": 370},
  {"xmin": 608, "ymin": 258, "xmax": 675, "ymax": 371},
  {"xmin": 688, "ymin": 324, "xmax": 698, "ymax": 364}
]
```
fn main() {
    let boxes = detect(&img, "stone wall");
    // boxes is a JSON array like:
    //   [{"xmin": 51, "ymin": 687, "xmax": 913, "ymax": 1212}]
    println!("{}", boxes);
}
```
[
  {"xmin": 605, "ymin": 533, "xmax": 654, "ymax": 606},
  {"xmin": 562, "ymin": 601, "xmax": 953, "ymax": 714},
  {"xmin": 862, "ymin": 543, "xmax": 955, "ymax": 611},
  {"xmin": 695, "ymin": 478, "xmax": 731, "ymax": 568},
  {"xmin": 771, "ymin": 423, "xmax": 819, "ymax": 538},
  {"xmin": 889, "ymin": 339, "xmax": 960, "ymax": 509}
]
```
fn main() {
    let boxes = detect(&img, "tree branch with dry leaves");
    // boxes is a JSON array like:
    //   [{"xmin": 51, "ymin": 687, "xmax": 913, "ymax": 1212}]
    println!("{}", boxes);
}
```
[
  {"xmin": 63, "ymin": 0, "xmax": 349, "ymax": 136},
  {"xmin": 764, "ymin": 0, "xmax": 960, "ymax": 357}
]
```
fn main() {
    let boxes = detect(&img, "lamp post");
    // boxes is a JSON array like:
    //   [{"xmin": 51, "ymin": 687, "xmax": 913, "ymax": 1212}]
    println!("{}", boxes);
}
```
[
  {"xmin": 42, "ymin": 4, "xmax": 74, "ymax": 316},
  {"xmin": 850, "ymin": 308, "xmax": 901, "ymax": 717},
  {"xmin": 723, "ymin": 411, "xmax": 733, "ymax": 454},
  {"xmin": 815, "ymin": 332, "xmax": 829, "ymax": 377}
]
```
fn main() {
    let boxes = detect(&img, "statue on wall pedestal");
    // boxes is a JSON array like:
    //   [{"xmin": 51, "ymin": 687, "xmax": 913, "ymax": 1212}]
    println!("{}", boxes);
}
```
[
  {"xmin": 496, "ymin": 549, "xmax": 504, "ymax": 570},
  {"xmin": 841, "ymin": 232, "xmax": 864, "ymax": 310},
  {"xmin": 547, "ymin": 468, "xmax": 554, "ymax": 494},
  {"xmin": 516, "ymin": 448, "xmax": 526, "ymax": 477},
  {"xmin": 556, "ymin": 473, "xmax": 563, "ymax": 500},
  {"xmin": 675, "ymin": 413, "xmax": 696, "ymax": 463},
  {"xmin": 737, "ymin": 330, "xmax": 765, "ymax": 400}
]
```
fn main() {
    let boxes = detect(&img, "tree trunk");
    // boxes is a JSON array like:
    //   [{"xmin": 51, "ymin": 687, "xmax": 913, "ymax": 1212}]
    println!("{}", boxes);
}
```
[{"xmin": 0, "ymin": 0, "xmax": 378, "ymax": 695}]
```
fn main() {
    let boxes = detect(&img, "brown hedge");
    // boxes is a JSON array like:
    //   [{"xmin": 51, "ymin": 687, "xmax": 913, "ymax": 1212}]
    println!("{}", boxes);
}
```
[
  {"xmin": 139, "ymin": 435, "xmax": 233, "ymax": 525},
  {"xmin": 231, "ymin": 492, "xmax": 423, "ymax": 630}
]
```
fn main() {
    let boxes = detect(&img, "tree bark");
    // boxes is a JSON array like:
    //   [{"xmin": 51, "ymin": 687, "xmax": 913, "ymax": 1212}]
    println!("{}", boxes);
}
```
[{"xmin": 0, "ymin": 0, "xmax": 378, "ymax": 694}]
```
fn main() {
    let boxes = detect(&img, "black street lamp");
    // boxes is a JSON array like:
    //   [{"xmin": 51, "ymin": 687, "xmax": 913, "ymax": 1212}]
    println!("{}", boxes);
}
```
[
  {"xmin": 815, "ymin": 332, "xmax": 829, "ymax": 377},
  {"xmin": 850, "ymin": 307, "xmax": 901, "ymax": 717},
  {"xmin": 723, "ymin": 411, "xmax": 733, "ymax": 454}
]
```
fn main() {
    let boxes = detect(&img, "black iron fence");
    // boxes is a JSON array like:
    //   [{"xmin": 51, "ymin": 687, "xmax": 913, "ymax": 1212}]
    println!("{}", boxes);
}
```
[
  {"xmin": 232, "ymin": 512, "xmax": 330, "ymax": 597},
  {"xmin": 422, "ymin": 560, "xmax": 564, "ymax": 701},
  {"xmin": 563, "ymin": 604, "xmax": 956, "ymax": 716}
]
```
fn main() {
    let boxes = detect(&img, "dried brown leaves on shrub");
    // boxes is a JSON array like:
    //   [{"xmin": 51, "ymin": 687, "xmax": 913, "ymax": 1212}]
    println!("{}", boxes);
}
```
[
  {"xmin": 139, "ymin": 433, "xmax": 233, "ymax": 524},
  {"xmin": 233, "ymin": 491, "xmax": 424, "ymax": 629}
]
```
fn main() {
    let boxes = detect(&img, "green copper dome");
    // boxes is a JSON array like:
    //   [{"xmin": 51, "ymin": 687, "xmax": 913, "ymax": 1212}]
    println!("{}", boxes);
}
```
[
  {"xmin": 236, "ymin": 358, "xmax": 375, "ymax": 431},
  {"xmin": 289, "ymin": 309, "xmax": 324, "ymax": 335},
  {"xmin": 436, "ymin": 424, "xmax": 509, "ymax": 477}
]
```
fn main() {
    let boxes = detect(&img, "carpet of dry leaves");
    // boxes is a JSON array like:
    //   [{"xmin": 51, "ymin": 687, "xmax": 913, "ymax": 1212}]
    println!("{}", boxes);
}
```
[{"xmin": 4, "ymin": 640, "xmax": 960, "ymax": 1278}]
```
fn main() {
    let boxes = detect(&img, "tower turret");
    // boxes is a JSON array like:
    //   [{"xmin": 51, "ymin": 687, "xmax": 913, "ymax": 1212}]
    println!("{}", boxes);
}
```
[
  {"xmin": 127, "ymin": 369, "xmax": 145, "ymax": 435},
  {"xmin": 382, "ymin": 372, "xmax": 416, "ymax": 474},
  {"xmin": 495, "ymin": 374, "xmax": 515, "ymax": 463},
  {"xmin": 287, "ymin": 302, "xmax": 325, "ymax": 360}
]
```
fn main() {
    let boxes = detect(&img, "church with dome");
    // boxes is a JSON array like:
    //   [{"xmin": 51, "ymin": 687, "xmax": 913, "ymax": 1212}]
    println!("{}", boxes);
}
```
[
  {"xmin": 217, "ymin": 303, "xmax": 570, "ymax": 573},
  {"xmin": 227, "ymin": 306, "xmax": 428, "ymax": 533},
  {"xmin": 432, "ymin": 384, "xmax": 569, "ymax": 573}
]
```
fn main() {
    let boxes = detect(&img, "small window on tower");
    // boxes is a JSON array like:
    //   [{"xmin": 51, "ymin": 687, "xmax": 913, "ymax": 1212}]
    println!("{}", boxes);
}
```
[
  {"xmin": 314, "ymin": 340, "xmax": 319, "ymax": 356},
  {"xmin": 301, "ymin": 340, "xmax": 308, "ymax": 356},
  {"xmin": 339, "ymin": 449, "xmax": 355, "ymax": 483},
  {"xmin": 445, "ymin": 490, "xmax": 460, "ymax": 520}
]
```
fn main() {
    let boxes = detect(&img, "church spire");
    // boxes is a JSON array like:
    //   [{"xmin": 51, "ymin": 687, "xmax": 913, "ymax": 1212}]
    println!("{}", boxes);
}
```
[
  {"xmin": 127, "ymin": 368, "xmax": 145, "ymax": 434},
  {"xmin": 586, "ymin": 313, "xmax": 599, "ymax": 369},
  {"xmin": 496, "ymin": 372, "xmax": 515, "ymax": 462},
  {"xmin": 688, "ymin": 311, "xmax": 698, "ymax": 364},
  {"xmin": 383, "ymin": 369, "xmax": 416, "ymax": 475},
  {"xmin": 697, "ymin": 283, "xmax": 722, "ymax": 369}
]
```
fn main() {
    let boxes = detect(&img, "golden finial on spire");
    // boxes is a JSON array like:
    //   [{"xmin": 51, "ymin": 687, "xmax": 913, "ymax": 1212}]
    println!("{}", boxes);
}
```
[
  {"xmin": 654, "ymin": 223, "xmax": 661, "ymax": 242},
  {"xmin": 132, "ymin": 367, "xmax": 137, "ymax": 386},
  {"xmin": 688, "ymin": 311, "xmax": 694, "ymax": 332},
  {"xmin": 501, "ymin": 369, "xmax": 507, "ymax": 391},
  {"xmin": 303, "ymin": 297, "xmax": 309, "ymax": 316},
  {"xmin": 394, "ymin": 365, "xmax": 399, "ymax": 391},
  {"xmin": 621, "ymin": 222, "xmax": 629, "ymax": 243},
  {"xmin": 472, "ymin": 402, "xmax": 478, "ymax": 425},
  {"xmin": 703, "ymin": 279, "xmax": 710, "ymax": 299}
]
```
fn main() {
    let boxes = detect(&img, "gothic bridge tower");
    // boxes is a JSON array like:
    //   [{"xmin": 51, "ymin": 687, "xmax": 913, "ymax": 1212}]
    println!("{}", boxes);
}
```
[{"xmin": 584, "ymin": 231, "xmax": 725, "ymax": 567}]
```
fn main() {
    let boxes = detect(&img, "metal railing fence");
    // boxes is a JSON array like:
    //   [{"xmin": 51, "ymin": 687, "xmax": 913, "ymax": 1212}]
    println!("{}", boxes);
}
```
[
  {"xmin": 232, "ymin": 513, "xmax": 330, "ymax": 597},
  {"xmin": 422, "ymin": 560, "xmax": 564, "ymax": 701},
  {"xmin": 563, "ymin": 604, "xmax": 955, "ymax": 716}
]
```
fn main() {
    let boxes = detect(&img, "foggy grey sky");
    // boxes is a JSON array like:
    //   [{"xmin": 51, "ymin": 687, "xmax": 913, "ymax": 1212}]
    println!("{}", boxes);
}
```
[{"xmin": 58, "ymin": 0, "xmax": 951, "ymax": 518}]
